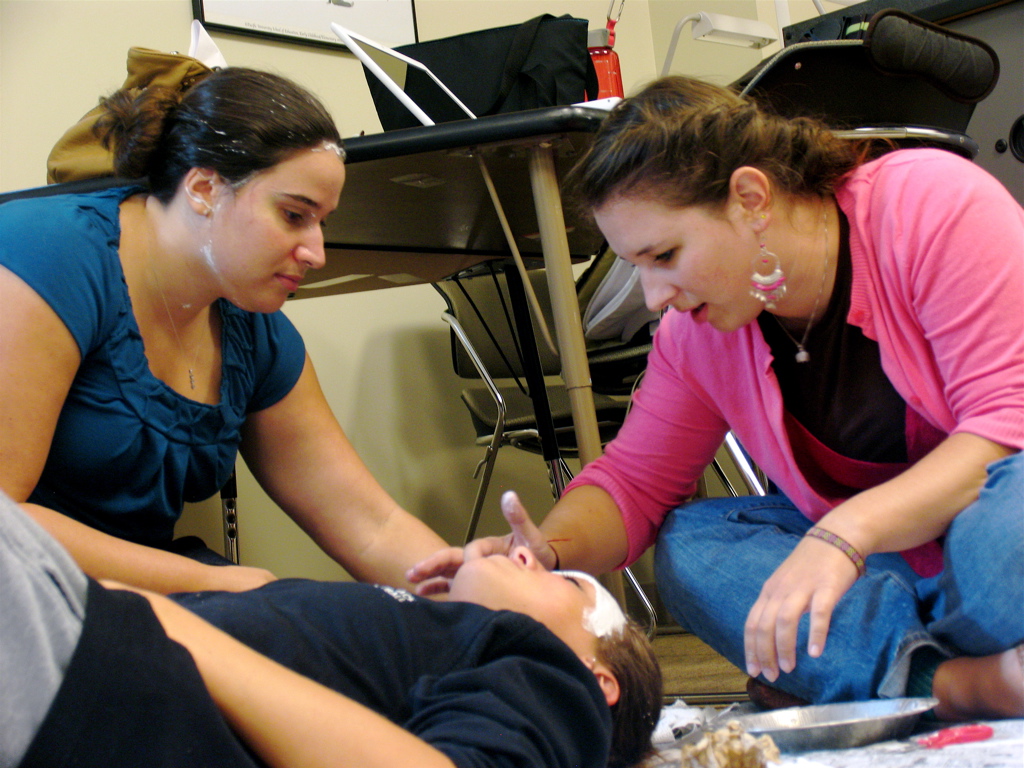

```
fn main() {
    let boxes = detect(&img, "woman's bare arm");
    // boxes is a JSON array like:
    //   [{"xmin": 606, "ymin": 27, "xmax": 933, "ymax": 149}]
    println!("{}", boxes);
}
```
[
  {"xmin": 0, "ymin": 265, "xmax": 79, "ymax": 503},
  {"xmin": 538, "ymin": 484, "xmax": 632, "ymax": 574},
  {"xmin": 26, "ymin": 503, "xmax": 275, "ymax": 593},
  {"xmin": 240, "ymin": 355, "xmax": 450, "ymax": 589}
]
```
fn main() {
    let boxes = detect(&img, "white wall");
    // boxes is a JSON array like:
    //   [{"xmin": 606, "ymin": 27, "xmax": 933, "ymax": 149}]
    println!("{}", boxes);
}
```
[{"xmin": 1, "ymin": 0, "xmax": 818, "ymax": 580}]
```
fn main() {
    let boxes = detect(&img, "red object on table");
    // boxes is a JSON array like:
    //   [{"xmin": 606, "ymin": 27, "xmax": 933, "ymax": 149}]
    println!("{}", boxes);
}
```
[
  {"xmin": 588, "ymin": 3, "xmax": 625, "ymax": 100},
  {"xmin": 588, "ymin": 45, "xmax": 623, "ymax": 99},
  {"xmin": 914, "ymin": 724, "xmax": 994, "ymax": 749}
]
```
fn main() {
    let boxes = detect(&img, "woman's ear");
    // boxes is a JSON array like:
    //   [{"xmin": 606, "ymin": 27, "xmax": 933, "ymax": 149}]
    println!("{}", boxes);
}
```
[
  {"xmin": 181, "ymin": 168, "xmax": 219, "ymax": 217},
  {"xmin": 729, "ymin": 166, "xmax": 772, "ymax": 228}
]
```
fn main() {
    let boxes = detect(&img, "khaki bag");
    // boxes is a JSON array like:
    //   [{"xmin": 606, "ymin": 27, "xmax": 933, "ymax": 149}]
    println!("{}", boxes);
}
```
[{"xmin": 46, "ymin": 47, "xmax": 212, "ymax": 184}]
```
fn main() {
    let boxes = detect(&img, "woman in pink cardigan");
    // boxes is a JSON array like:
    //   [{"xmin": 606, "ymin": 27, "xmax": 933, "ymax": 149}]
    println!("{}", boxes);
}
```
[{"xmin": 412, "ymin": 76, "xmax": 1024, "ymax": 722}]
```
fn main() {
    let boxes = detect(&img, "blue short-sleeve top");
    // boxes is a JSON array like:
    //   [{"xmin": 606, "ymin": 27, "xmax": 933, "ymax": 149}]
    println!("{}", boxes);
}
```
[{"xmin": 0, "ymin": 187, "xmax": 306, "ymax": 546}]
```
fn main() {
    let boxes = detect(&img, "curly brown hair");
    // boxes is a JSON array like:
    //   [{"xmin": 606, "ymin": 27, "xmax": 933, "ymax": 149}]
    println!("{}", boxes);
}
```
[
  {"xmin": 597, "ymin": 619, "xmax": 663, "ymax": 768},
  {"xmin": 567, "ymin": 75, "xmax": 874, "ymax": 216}
]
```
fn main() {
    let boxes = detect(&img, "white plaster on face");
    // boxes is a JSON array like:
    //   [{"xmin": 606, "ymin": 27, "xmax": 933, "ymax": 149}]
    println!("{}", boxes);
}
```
[
  {"xmin": 185, "ymin": 186, "xmax": 208, "ymax": 210},
  {"xmin": 199, "ymin": 240, "xmax": 218, "ymax": 275},
  {"xmin": 556, "ymin": 570, "xmax": 627, "ymax": 638},
  {"xmin": 199, "ymin": 194, "xmax": 226, "ymax": 277},
  {"xmin": 313, "ymin": 140, "xmax": 346, "ymax": 160}
]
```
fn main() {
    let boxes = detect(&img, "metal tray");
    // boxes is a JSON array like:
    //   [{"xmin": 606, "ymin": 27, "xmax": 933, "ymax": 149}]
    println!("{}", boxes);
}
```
[{"xmin": 731, "ymin": 697, "xmax": 939, "ymax": 752}]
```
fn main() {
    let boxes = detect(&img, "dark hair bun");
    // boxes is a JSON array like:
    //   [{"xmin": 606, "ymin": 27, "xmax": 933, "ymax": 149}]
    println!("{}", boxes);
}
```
[
  {"xmin": 96, "ymin": 86, "xmax": 184, "ymax": 180},
  {"xmin": 94, "ymin": 67, "xmax": 342, "ymax": 202}
]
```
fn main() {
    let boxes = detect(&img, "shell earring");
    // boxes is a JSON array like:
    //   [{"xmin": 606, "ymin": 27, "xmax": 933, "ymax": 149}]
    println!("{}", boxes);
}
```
[{"xmin": 749, "ymin": 238, "xmax": 787, "ymax": 309}]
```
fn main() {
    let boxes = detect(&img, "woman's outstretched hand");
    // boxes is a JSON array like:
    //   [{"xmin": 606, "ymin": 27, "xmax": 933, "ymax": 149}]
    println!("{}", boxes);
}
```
[
  {"xmin": 743, "ymin": 536, "xmax": 860, "ymax": 683},
  {"xmin": 406, "ymin": 491, "xmax": 557, "ymax": 596}
]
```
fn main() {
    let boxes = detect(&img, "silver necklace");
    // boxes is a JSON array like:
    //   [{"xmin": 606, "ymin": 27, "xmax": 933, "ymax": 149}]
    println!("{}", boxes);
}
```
[
  {"xmin": 139, "ymin": 200, "xmax": 203, "ymax": 391},
  {"xmin": 154, "ymin": 275, "xmax": 201, "ymax": 390},
  {"xmin": 775, "ymin": 209, "xmax": 830, "ymax": 364}
]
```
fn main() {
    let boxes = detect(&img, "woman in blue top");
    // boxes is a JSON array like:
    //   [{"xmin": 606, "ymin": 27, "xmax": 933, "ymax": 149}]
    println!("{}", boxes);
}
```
[{"xmin": 0, "ymin": 67, "xmax": 449, "ymax": 594}]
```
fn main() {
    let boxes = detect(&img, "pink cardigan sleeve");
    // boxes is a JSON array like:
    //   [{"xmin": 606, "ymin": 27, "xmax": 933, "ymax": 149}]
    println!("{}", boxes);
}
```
[
  {"xmin": 842, "ymin": 149, "xmax": 1024, "ymax": 451},
  {"xmin": 564, "ymin": 314, "xmax": 732, "ymax": 565}
]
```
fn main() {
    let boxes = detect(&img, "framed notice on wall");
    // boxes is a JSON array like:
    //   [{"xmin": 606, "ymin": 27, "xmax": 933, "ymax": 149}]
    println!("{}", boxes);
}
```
[{"xmin": 193, "ymin": 0, "xmax": 418, "ymax": 49}]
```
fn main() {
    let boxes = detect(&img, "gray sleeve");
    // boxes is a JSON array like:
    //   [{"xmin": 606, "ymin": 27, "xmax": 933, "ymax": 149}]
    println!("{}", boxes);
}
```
[{"xmin": 0, "ymin": 493, "xmax": 88, "ymax": 768}]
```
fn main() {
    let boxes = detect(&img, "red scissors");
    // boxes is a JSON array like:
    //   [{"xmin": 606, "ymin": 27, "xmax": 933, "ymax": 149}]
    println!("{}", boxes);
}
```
[{"xmin": 914, "ymin": 724, "xmax": 994, "ymax": 749}]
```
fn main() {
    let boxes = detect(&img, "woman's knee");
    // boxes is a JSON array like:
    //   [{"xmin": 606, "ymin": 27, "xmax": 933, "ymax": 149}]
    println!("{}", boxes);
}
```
[
  {"xmin": 943, "ymin": 452, "xmax": 1023, "ymax": 584},
  {"xmin": 652, "ymin": 495, "xmax": 805, "ymax": 630},
  {"xmin": 925, "ymin": 452, "xmax": 1024, "ymax": 653}
]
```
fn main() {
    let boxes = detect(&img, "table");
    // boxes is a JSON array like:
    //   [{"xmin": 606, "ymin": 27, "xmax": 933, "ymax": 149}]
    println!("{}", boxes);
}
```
[{"xmin": 294, "ymin": 105, "xmax": 611, "ymax": 465}]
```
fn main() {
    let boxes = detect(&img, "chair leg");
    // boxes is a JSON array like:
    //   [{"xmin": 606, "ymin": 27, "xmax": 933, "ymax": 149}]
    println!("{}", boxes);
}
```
[
  {"xmin": 707, "ymin": 432, "xmax": 768, "ymax": 498},
  {"xmin": 724, "ymin": 431, "xmax": 768, "ymax": 496},
  {"xmin": 220, "ymin": 469, "xmax": 239, "ymax": 565},
  {"xmin": 546, "ymin": 454, "xmax": 575, "ymax": 501},
  {"xmin": 551, "ymin": 459, "xmax": 658, "ymax": 636},
  {"xmin": 465, "ymin": 439, "xmax": 501, "ymax": 545},
  {"xmin": 623, "ymin": 565, "xmax": 659, "ymax": 639},
  {"xmin": 439, "ymin": 296, "xmax": 659, "ymax": 633},
  {"xmin": 710, "ymin": 457, "xmax": 742, "ymax": 497},
  {"xmin": 441, "ymin": 312, "xmax": 508, "ymax": 545}
]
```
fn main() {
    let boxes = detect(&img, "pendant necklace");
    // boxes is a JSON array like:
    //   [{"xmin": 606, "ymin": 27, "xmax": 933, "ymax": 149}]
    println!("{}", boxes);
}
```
[
  {"xmin": 139, "ymin": 197, "xmax": 204, "ymax": 391},
  {"xmin": 775, "ymin": 209, "xmax": 830, "ymax": 364},
  {"xmin": 154, "ymin": 272, "xmax": 202, "ymax": 390}
]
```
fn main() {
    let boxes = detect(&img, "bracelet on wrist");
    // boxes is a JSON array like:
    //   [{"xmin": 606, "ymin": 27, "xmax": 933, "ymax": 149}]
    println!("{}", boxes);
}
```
[{"xmin": 805, "ymin": 526, "xmax": 867, "ymax": 577}]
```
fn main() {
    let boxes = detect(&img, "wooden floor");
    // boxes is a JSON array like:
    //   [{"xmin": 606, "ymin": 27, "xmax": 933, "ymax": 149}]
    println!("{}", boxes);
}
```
[
  {"xmin": 653, "ymin": 627, "xmax": 749, "ymax": 707},
  {"xmin": 623, "ymin": 577, "xmax": 748, "ymax": 707}
]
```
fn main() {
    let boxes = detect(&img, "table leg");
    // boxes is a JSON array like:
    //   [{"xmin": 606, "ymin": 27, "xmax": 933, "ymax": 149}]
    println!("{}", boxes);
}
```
[
  {"xmin": 527, "ymin": 144, "xmax": 602, "ymax": 466},
  {"xmin": 528, "ymin": 144, "xmax": 625, "ymax": 605}
]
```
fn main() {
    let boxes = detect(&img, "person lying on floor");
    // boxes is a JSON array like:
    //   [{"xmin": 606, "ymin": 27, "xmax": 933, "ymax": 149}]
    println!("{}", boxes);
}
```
[{"xmin": 1, "ymin": 488, "xmax": 661, "ymax": 768}]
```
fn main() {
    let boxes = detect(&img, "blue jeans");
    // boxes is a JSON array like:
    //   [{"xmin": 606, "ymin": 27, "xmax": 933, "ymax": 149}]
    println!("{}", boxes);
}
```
[{"xmin": 653, "ymin": 452, "xmax": 1024, "ymax": 703}]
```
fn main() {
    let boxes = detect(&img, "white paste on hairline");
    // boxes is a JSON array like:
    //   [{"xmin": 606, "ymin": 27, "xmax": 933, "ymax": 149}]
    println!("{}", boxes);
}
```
[{"xmin": 556, "ymin": 570, "xmax": 628, "ymax": 638}]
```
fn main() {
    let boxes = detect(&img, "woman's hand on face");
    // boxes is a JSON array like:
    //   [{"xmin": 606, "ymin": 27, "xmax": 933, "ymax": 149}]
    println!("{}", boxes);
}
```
[
  {"xmin": 743, "ymin": 536, "xmax": 860, "ymax": 683},
  {"xmin": 406, "ymin": 546, "xmax": 467, "ymax": 596},
  {"xmin": 406, "ymin": 491, "xmax": 557, "ymax": 596}
]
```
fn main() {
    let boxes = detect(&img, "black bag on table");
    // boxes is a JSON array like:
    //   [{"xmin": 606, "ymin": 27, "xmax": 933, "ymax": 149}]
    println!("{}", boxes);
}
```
[{"xmin": 366, "ymin": 14, "xmax": 599, "ymax": 131}]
